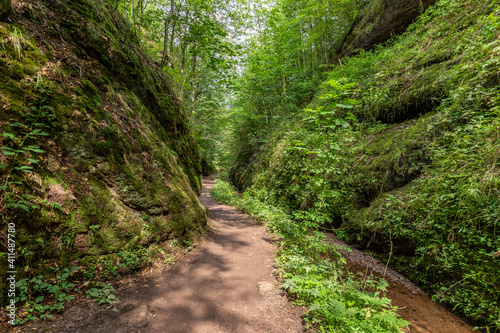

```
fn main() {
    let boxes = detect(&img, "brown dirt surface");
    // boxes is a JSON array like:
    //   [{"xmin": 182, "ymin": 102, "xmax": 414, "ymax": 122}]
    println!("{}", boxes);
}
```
[
  {"xmin": 10, "ymin": 177, "xmax": 304, "ymax": 333},
  {"xmin": 327, "ymin": 234, "xmax": 476, "ymax": 333}
]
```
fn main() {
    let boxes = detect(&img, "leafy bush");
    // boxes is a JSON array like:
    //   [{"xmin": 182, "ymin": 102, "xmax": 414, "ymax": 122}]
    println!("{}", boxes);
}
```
[
  {"xmin": 85, "ymin": 282, "xmax": 118, "ymax": 305},
  {"xmin": 14, "ymin": 267, "xmax": 79, "ymax": 324}
]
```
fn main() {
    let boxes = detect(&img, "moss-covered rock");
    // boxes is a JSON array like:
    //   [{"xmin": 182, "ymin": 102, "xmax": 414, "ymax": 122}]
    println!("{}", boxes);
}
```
[
  {"xmin": 337, "ymin": 0, "xmax": 437, "ymax": 59},
  {"xmin": 0, "ymin": 0, "xmax": 206, "ymax": 303}
]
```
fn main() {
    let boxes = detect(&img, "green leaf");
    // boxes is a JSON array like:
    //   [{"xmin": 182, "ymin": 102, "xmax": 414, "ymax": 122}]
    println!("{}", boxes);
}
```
[
  {"xmin": 10, "ymin": 122, "xmax": 28, "ymax": 128},
  {"xmin": 335, "ymin": 103, "xmax": 354, "ymax": 109},
  {"xmin": 3, "ymin": 133, "xmax": 17, "ymax": 140},
  {"xmin": 2, "ymin": 151, "xmax": 15, "ymax": 156},
  {"xmin": 35, "ymin": 296, "xmax": 44, "ymax": 303},
  {"xmin": 31, "ymin": 129, "xmax": 49, "ymax": 136},
  {"xmin": 24, "ymin": 146, "xmax": 44, "ymax": 153},
  {"xmin": 16, "ymin": 165, "xmax": 33, "ymax": 170},
  {"xmin": 17, "ymin": 204, "xmax": 29, "ymax": 211}
]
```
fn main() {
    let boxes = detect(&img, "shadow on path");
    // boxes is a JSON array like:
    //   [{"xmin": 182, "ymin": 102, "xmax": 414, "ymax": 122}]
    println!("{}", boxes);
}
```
[{"xmin": 24, "ymin": 177, "xmax": 303, "ymax": 333}]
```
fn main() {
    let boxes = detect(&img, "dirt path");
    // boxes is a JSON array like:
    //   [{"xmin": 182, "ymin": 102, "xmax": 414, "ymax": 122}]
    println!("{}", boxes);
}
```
[
  {"xmin": 17, "ymin": 177, "xmax": 303, "ymax": 333},
  {"xmin": 12, "ymin": 176, "xmax": 474, "ymax": 333}
]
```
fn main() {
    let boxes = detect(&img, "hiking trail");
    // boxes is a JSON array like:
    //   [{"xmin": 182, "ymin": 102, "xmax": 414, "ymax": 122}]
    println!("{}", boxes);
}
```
[{"xmin": 18, "ymin": 176, "xmax": 473, "ymax": 333}]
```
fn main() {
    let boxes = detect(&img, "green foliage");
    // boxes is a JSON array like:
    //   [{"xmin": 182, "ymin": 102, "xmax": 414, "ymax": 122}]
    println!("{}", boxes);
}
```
[
  {"xmin": 221, "ymin": 0, "xmax": 500, "ymax": 329},
  {"xmin": 81, "ymin": 249, "xmax": 148, "ymax": 280},
  {"xmin": 14, "ymin": 267, "xmax": 79, "ymax": 324},
  {"xmin": 279, "ymin": 246, "xmax": 407, "ymax": 333},
  {"xmin": 225, "ymin": 0, "xmax": 361, "ymax": 186},
  {"xmin": 211, "ymin": 180, "xmax": 409, "ymax": 332},
  {"xmin": 1, "ymin": 82, "xmax": 54, "ymax": 213},
  {"xmin": 85, "ymin": 282, "xmax": 118, "ymax": 305},
  {"xmin": 114, "ymin": 0, "xmax": 245, "ymax": 176},
  {"xmin": 303, "ymin": 79, "xmax": 359, "ymax": 132},
  {"xmin": 118, "ymin": 250, "xmax": 142, "ymax": 271}
]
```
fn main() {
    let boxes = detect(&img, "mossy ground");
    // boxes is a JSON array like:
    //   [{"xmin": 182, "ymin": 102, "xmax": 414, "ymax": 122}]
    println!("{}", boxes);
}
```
[{"xmin": 0, "ymin": 0, "xmax": 206, "ymax": 304}]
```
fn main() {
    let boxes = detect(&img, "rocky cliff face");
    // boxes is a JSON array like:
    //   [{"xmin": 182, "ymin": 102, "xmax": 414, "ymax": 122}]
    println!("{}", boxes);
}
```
[
  {"xmin": 337, "ymin": 0, "xmax": 437, "ymax": 59},
  {"xmin": 0, "ymin": 0, "xmax": 206, "ymax": 295}
]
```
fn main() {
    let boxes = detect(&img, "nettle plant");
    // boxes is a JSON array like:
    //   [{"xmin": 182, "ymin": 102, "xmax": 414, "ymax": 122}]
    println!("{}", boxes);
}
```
[{"xmin": 303, "ymin": 79, "xmax": 360, "ymax": 134}]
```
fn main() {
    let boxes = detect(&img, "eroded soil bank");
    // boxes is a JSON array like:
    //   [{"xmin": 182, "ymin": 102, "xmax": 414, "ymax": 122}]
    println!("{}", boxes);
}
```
[{"xmin": 327, "ymin": 235, "xmax": 475, "ymax": 333}]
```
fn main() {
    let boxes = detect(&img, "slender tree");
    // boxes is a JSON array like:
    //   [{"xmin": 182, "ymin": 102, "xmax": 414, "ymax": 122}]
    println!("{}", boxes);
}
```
[{"xmin": 161, "ymin": 0, "xmax": 175, "ymax": 67}]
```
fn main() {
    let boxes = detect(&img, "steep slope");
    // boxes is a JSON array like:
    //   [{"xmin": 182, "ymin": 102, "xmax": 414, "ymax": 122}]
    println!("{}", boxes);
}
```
[
  {"xmin": 229, "ymin": 0, "xmax": 500, "ymax": 328},
  {"xmin": 0, "ymin": 0, "xmax": 206, "ymax": 302}
]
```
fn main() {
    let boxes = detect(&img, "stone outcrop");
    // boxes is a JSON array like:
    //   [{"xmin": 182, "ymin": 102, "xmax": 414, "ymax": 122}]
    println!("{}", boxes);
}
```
[{"xmin": 337, "ymin": 0, "xmax": 437, "ymax": 59}]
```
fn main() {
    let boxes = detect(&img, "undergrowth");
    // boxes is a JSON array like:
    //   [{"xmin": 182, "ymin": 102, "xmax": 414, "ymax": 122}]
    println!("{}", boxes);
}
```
[{"xmin": 211, "ymin": 180, "xmax": 409, "ymax": 332}]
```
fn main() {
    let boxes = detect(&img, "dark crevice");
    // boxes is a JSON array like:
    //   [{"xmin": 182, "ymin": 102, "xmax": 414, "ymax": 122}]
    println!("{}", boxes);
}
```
[{"xmin": 378, "ymin": 97, "xmax": 442, "ymax": 124}]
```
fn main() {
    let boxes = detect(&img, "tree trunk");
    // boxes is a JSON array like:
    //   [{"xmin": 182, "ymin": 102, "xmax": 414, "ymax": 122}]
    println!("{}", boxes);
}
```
[
  {"xmin": 309, "ymin": 19, "xmax": 314, "ymax": 73},
  {"xmin": 139, "ymin": 0, "xmax": 148, "ymax": 25},
  {"xmin": 299, "ymin": 16, "xmax": 305, "ymax": 70},
  {"xmin": 180, "ymin": 8, "xmax": 190, "ymax": 73},
  {"xmin": 169, "ymin": 18, "xmax": 178, "ymax": 67},
  {"xmin": 161, "ymin": 0, "xmax": 175, "ymax": 67},
  {"xmin": 180, "ymin": 42, "xmax": 188, "ymax": 73},
  {"xmin": 191, "ymin": 53, "xmax": 197, "ymax": 103},
  {"xmin": 324, "ymin": 15, "xmax": 329, "ymax": 64}
]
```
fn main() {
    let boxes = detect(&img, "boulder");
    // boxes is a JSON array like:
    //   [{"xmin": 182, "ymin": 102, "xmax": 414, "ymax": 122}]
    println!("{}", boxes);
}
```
[{"xmin": 73, "ymin": 234, "xmax": 89, "ymax": 253}]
